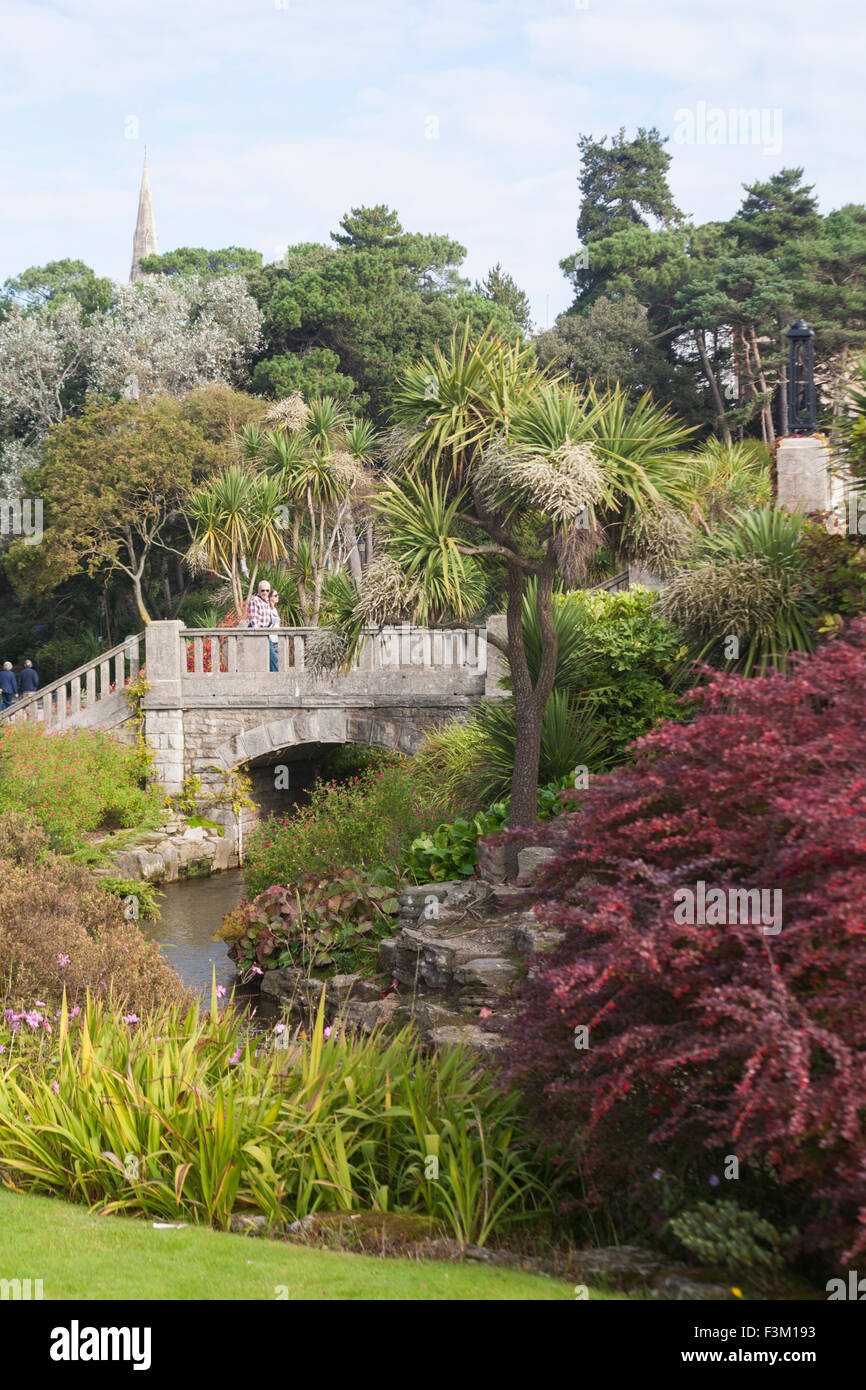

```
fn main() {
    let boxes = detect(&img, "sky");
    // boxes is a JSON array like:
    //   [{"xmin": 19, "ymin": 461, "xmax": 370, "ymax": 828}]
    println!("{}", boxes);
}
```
[{"xmin": 1, "ymin": 0, "xmax": 864, "ymax": 328}]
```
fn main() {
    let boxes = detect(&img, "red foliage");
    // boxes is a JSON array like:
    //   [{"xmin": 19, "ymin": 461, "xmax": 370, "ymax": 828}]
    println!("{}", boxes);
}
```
[
  {"xmin": 185, "ymin": 609, "xmax": 243, "ymax": 673},
  {"xmin": 503, "ymin": 621, "xmax": 866, "ymax": 1260}
]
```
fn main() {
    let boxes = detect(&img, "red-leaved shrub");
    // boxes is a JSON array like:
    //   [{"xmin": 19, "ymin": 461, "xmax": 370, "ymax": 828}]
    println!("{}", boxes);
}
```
[{"xmin": 503, "ymin": 620, "xmax": 866, "ymax": 1261}]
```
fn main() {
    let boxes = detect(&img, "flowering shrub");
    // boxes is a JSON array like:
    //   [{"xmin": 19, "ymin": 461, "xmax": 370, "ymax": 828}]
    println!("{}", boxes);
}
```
[
  {"xmin": 0, "ymin": 724, "xmax": 161, "ymax": 852},
  {"xmin": 244, "ymin": 759, "xmax": 457, "ymax": 895},
  {"xmin": 503, "ymin": 620, "xmax": 866, "ymax": 1262},
  {"xmin": 216, "ymin": 870, "xmax": 400, "ymax": 976}
]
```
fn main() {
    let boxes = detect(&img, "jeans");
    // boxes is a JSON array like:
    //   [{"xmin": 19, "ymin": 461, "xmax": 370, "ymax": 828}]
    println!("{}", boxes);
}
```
[
  {"xmin": 269, "ymin": 639, "xmax": 278, "ymax": 672},
  {"xmin": 1, "ymin": 693, "xmax": 14, "ymax": 709}
]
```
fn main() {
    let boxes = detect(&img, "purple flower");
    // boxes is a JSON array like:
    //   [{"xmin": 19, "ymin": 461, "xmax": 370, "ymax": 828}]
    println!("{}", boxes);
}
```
[
  {"xmin": 273, "ymin": 1023, "xmax": 286, "ymax": 1035},
  {"xmin": 323, "ymin": 1026, "xmax": 332, "ymax": 1041},
  {"xmin": 57, "ymin": 954, "xmax": 70, "ymax": 967},
  {"xmin": 250, "ymin": 965, "xmax": 263, "ymax": 977},
  {"xmin": 709, "ymin": 1175, "xmax": 720, "ymax": 1187},
  {"xmin": 652, "ymin": 1168, "xmax": 663, "ymax": 1180},
  {"xmin": 122, "ymin": 1014, "xmax": 139, "ymax": 1025},
  {"xmin": 228, "ymin": 1047, "xmax": 242, "ymax": 1064},
  {"xmin": 24, "ymin": 1010, "xmax": 43, "ymax": 1029},
  {"xmin": 216, "ymin": 985, "xmax": 227, "ymax": 999},
  {"xmin": 51, "ymin": 1081, "xmax": 60, "ymax": 1094}
]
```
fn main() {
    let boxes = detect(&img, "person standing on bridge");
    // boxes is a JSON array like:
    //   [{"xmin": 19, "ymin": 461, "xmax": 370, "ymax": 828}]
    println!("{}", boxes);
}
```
[
  {"xmin": 0, "ymin": 661, "xmax": 18, "ymax": 709},
  {"xmin": 246, "ymin": 581, "xmax": 271, "ymax": 629},
  {"xmin": 267, "ymin": 589, "xmax": 280, "ymax": 672},
  {"xmin": 19, "ymin": 659, "xmax": 39, "ymax": 694}
]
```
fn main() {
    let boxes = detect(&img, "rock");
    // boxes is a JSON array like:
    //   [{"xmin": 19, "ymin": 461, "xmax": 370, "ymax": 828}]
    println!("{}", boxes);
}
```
[
  {"xmin": 182, "ymin": 825, "xmax": 206, "ymax": 842},
  {"xmin": 110, "ymin": 849, "xmax": 144, "ymax": 881},
  {"xmin": 476, "ymin": 839, "xmax": 507, "ymax": 884},
  {"xmin": 517, "ymin": 846, "xmax": 557, "ymax": 882},
  {"xmin": 211, "ymin": 837, "xmax": 234, "ymax": 872},
  {"xmin": 259, "ymin": 965, "xmax": 304, "ymax": 1000},
  {"xmin": 327, "ymin": 974, "xmax": 382, "ymax": 1005},
  {"xmin": 453, "ymin": 956, "xmax": 518, "ymax": 992},
  {"xmin": 429, "ymin": 1024, "xmax": 504, "ymax": 1054},
  {"xmin": 136, "ymin": 850, "xmax": 166, "ymax": 881},
  {"xmin": 228, "ymin": 1214, "xmax": 268, "ymax": 1236},
  {"xmin": 154, "ymin": 841, "xmax": 179, "ymax": 883},
  {"xmin": 378, "ymin": 938, "xmax": 398, "ymax": 974},
  {"xmin": 650, "ymin": 1275, "xmax": 736, "ymax": 1301},
  {"xmin": 572, "ymin": 1246, "xmax": 665, "ymax": 1293}
]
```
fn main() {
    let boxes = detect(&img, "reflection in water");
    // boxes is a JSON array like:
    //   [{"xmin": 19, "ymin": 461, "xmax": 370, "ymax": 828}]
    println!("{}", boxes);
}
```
[{"xmin": 145, "ymin": 870, "xmax": 247, "ymax": 999}]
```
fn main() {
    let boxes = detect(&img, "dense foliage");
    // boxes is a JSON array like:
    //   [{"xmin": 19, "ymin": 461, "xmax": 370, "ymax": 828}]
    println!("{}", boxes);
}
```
[
  {"xmin": 243, "ymin": 758, "xmax": 458, "ymax": 897},
  {"xmin": 503, "ymin": 621, "xmax": 866, "ymax": 1262}
]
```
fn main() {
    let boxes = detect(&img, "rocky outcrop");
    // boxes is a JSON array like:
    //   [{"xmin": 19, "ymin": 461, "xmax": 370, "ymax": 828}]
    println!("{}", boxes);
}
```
[
  {"xmin": 92, "ymin": 811, "xmax": 239, "ymax": 885},
  {"xmin": 260, "ymin": 876, "xmax": 562, "ymax": 1053}
]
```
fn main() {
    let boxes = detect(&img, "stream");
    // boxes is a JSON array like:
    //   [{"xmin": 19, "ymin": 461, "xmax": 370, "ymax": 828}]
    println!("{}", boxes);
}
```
[{"xmin": 143, "ymin": 869, "xmax": 250, "ymax": 1001}]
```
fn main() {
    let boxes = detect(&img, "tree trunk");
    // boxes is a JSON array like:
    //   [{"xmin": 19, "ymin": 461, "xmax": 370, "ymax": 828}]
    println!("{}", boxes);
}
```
[
  {"xmin": 694, "ymin": 329, "xmax": 731, "ymax": 445},
  {"xmin": 343, "ymin": 513, "xmax": 363, "ymax": 585},
  {"xmin": 131, "ymin": 574, "xmax": 150, "ymax": 627},
  {"xmin": 505, "ymin": 550, "xmax": 559, "ymax": 877},
  {"xmin": 748, "ymin": 327, "xmax": 776, "ymax": 447},
  {"xmin": 778, "ymin": 322, "xmax": 789, "ymax": 436}
]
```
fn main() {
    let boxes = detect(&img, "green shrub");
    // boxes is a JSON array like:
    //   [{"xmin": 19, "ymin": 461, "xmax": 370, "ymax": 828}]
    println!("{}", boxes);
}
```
[
  {"xmin": 215, "ymin": 870, "xmax": 400, "ymax": 976},
  {"xmin": 0, "ymin": 724, "xmax": 162, "ymax": 852},
  {"xmin": 660, "ymin": 506, "xmax": 819, "ymax": 675},
  {"xmin": 244, "ymin": 759, "xmax": 459, "ymax": 895},
  {"xmin": 0, "ymin": 994, "xmax": 550, "ymax": 1245},
  {"xmin": 667, "ymin": 1202, "xmax": 796, "ymax": 1291},
  {"xmin": 404, "ymin": 784, "xmax": 569, "ymax": 882},
  {"xmin": 414, "ymin": 584, "xmax": 685, "ymax": 810}
]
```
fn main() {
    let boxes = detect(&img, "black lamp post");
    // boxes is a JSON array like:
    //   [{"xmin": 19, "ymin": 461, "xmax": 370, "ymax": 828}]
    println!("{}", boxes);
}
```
[{"xmin": 786, "ymin": 319, "xmax": 817, "ymax": 435}]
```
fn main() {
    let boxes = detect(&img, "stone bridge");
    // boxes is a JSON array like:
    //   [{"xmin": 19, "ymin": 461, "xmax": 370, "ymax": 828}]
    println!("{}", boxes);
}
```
[{"xmin": 3, "ymin": 621, "xmax": 502, "ymax": 802}]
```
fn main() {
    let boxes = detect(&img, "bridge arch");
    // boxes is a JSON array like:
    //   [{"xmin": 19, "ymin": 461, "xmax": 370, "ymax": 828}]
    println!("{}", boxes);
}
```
[{"xmin": 211, "ymin": 708, "xmax": 421, "ymax": 773}]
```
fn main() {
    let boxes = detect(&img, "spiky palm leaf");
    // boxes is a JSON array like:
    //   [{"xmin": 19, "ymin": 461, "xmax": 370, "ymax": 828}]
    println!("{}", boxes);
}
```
[
  {"xmin": 466, "ymin": 690, "xmax": 609, "ymax": 805},
  {"xmin": 660, "ymin": 505, "xmax": 818, "ymax": 675}
]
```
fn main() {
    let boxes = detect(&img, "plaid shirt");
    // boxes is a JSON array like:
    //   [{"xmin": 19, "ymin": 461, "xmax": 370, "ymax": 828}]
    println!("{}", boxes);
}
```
[{"xmin": 247, "ymin": 594, "xmax": 271, "ymax": 628}]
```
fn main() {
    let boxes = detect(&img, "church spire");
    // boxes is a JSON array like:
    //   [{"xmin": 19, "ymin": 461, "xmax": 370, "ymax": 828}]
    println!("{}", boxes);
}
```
[{"xmin": 130, "ymin": 152, "xmax": 159, "ymax": 283}]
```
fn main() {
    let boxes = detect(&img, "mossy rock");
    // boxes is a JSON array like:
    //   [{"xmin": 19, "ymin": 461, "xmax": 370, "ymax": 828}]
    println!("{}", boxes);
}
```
[{"xmin": 286, "ymin": 1211, "xmax": 447, "ymax": 1255}]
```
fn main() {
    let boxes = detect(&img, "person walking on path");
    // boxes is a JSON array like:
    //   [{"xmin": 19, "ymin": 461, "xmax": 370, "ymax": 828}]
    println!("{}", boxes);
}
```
[
  {"xmin": 267, "ymin": 589, "xmax": 281, "ymax": 672},
  {"xmin": 0, "ymin": 662, "xmax": 18, "ymax": 709},
  {"xmin": 19, "ymin": 660, "xmax": 39, "ymax": 694}
]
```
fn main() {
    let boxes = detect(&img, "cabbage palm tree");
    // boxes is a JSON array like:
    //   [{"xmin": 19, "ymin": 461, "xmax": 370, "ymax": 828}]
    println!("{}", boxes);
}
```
[{"xmin": 385, "ymin": 325, "xmax": 696, "ymax": 846}]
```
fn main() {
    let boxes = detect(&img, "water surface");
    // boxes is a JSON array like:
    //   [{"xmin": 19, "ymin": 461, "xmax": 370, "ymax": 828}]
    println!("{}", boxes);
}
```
[{"xmin": 145, "ymin": 869, "xmax": 247, "ymax": 998}]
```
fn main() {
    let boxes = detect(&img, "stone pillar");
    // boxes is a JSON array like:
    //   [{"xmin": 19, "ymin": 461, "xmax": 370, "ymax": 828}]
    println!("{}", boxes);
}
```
[
  {"xmin": 484, "ymin": 615, "xmax": 509, "ymax": 698},
  {"xmin": 142, "ymin": 621, "xmax": 186, "ymax": 794},
  {"xmin": 776, "ymin": 434, "xmax": 845, "ymax": 530}
]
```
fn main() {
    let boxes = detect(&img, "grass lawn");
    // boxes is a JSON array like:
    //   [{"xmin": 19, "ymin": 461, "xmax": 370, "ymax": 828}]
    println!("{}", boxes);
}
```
[{"xmin": 0, "ymin": 1189, "xmax": 589, "ymax": 1301}]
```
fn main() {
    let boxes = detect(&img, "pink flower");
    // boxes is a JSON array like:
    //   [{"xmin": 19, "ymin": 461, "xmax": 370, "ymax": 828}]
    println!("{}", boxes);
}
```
[
  {"xmin": 57, "ymin": 954, "xmax": 70, "ymax": 967},
  {"xmin": 228, "ymin": 1047, "xmax": 242, "ymax": 1064},
  {"xmin": 323, "ymin": 1026, "xmax": 332, "ymax": 1040},
  {"xmin": 123, "ymin": 1014, "xmax": 139, "ymax": 1025},
  {"xmin": 216, "ymin": 985, "xmax": 227, "ymax": 998},
  {"xmin": 52, "ymin": 1081, "xmax": 60, "ymax": 1094}
]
